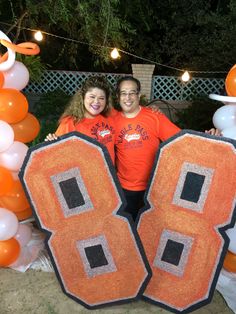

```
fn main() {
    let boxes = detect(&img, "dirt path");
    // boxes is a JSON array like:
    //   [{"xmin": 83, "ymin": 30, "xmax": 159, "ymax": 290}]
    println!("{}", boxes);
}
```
[{"xmin": 0, "ymin": 268, "xmax": 233, "ymax": 314}]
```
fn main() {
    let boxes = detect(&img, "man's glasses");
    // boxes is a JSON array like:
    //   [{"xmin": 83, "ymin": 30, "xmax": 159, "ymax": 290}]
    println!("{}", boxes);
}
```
[{"xmin": 119, "ymin": 91, "xmax": 139, "ymax": 98}]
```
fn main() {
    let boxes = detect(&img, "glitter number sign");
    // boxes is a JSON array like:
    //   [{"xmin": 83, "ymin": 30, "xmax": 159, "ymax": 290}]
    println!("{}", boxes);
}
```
[
  {"xmin": 20, "ymin": 133, "xmax": 151, "ymax": 308},
  {"xmin": 138, "ymin": 130, "xmax": 236, "ymax": 313},
  {"xmin": 20, "ymin": 131, "xmax": 236, "ymax": 313}
]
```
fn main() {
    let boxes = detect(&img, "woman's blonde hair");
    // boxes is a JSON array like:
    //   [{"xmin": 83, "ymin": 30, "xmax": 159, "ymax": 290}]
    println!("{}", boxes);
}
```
[{"xmin": 59, "ymin": 76, "xmax": 112, "ymax": 124}]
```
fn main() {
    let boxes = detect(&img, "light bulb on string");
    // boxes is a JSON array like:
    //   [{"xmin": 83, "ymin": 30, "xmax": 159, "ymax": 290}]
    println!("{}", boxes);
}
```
[
  {"xmin": 34, "ymin": 31, "xmax": 43, "ymax": 41},
  {"xmin": 181, "ymin": 71, "xmax": 190, "ymax": 82},
  {"xmin": 111, "ymin": 48, "xmax": 120, "ymax": 59}
]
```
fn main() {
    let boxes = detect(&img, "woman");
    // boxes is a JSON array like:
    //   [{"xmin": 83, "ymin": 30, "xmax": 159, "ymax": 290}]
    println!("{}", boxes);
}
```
[{"xmin": 45, "ymin": 76, "xmax": 116, "ymax": 163}]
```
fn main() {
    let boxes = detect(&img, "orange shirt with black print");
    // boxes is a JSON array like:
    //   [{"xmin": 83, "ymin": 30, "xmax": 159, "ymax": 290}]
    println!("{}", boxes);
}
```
[
  {"xmin": 55, "ymin": 115, "xmax": 116, "ymax": 163},
  {"xmin": 115, "ymin": 106, "xmax": 181, "ymax": 191}
]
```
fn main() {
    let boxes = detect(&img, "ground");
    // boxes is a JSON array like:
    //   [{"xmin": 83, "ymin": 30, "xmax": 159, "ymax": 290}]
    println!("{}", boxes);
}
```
[{"xmin": 0, "ymin": 268, "xmax": 233, "ymax": 314}]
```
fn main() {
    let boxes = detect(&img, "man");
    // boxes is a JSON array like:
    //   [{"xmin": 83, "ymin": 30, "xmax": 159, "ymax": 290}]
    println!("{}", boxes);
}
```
[{"xmin": 115, "ymin": 76, "xmax": 181, "ymax": 222}]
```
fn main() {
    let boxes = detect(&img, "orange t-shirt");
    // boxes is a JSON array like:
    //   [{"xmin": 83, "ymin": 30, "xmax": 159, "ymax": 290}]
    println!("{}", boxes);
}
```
[
  {"xmin": 115, "ymin": 107, "xmax": 181, "ymax": 191},
  {"xmin": 55, "ymin": 114, "xmax": 116, "ymax": 163}
]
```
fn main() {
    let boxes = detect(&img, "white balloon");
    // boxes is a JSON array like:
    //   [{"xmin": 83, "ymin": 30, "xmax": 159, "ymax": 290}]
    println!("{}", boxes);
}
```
[
  {"xmin": 213, "ymin": 104, "xmax": 236, "ymax": 131},
  {"xmin": 0, "ymin": 31, "xmax": 16, "ymax": 71},
  {"xmin": 14, "ymin": 223, "xmax": 32, "ymax": 247},
  {"xmin": 3, "ymin": 61, "xmax": 29, "ymax": 90},
  {"xmin": 11, "ymin": 171, "xmax": 19, "ymax": 180},
  {"xmin": 0, "ymin": 207, "xmax": 19, "ymax": 240},
  {"xmin": 221, "ymin": 126, "xmax": 236, "ymax": 140},
  {"xmin": 226, "ymin": 226, "xmax": 236, "ymax": 254},
  {"xmin": 209, "ymin": 93, "xmax": 236, "ymax": 105},
  {"xmin": 9, "ymin": 245, "xmax": 32, "ymax": 268},
  {"xmin": 0, "ymin": 141, "xmax": 28, "ymax": 171},
  {"xmin": 0, "ymin": 120, "xmax": 14, "ymax": 152}
]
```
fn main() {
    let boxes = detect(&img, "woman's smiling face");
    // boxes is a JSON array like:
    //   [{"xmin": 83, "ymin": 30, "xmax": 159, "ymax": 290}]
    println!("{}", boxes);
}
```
[{"xmin": 84, "ymin": 87, "xmax": 106, "ymax": 118}]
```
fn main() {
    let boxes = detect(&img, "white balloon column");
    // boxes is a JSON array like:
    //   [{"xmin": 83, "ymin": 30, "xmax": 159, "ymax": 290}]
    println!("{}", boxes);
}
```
[
  {"xmin": 0, "ymin": 31, "xmax": 40, "ymax": 267},
  {"xmin": 209, "ymin": 64, "xmax": 236, "ymax": 273}
]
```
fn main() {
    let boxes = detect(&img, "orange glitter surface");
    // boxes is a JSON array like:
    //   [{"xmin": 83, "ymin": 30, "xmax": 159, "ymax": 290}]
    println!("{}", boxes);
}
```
[
  {"xmin": 21, "ymin": 135, "xmax": 150, "ymax": 307},
  {"xmin": 138, "ymin": 131, "xmax": 236, "ymax": 311}
]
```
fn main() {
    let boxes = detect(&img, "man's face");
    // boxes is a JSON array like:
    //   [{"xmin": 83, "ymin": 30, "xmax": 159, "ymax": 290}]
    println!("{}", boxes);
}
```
[{"xmin": 118, "ymin": 80, "xmax": 141, "ymax": 117}]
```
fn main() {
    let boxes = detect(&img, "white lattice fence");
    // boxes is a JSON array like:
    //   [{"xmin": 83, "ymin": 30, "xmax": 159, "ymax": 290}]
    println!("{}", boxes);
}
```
[
  {"xmin": 24, "ymin": 71, "xmax": 125, "ymax": 95},
  {"xmin": 152, "ymin": 76, "xmax": 225, "ymax": 100},
  {"xmin": 24, "ymin": 70, "xmax": 225, "ymax": 100}
]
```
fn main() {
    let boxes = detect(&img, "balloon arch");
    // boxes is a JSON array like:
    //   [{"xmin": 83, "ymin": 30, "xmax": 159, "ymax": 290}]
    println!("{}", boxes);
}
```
[
  {"xmin": 210, "ymin": 64, "xmax": 236, "ymax": 273},
  {"xmin": 0, "ymin": 30, "xmax": 40, "ymax": 267}
]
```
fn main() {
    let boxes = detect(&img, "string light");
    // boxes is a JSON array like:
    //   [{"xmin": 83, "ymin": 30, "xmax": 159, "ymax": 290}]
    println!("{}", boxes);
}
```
[
  {"xmin": 181, "ymin": 71, "xmax": 190, "ymax": 82},
  {"xmin": 110, "ymin": 48, "xmax": 120, "ymax": 59},
  {"xmin": 34, "ymin": 31, "xmax": 43, "ymax": 41},
  {"xmin": 0, "ymin": 21, "xmax": 228, "ymax": 75}
]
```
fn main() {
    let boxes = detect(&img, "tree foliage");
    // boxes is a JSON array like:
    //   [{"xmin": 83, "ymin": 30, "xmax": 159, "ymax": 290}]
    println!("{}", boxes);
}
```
[
  {"xmin": 148, "ymin": 0, "xmax": 236, "ymax": 75},
  {"xmin": 0, "ymin": 0, "xmax": 235, "ymax": 74},
  {"xmin": 0, "ymin": 0, "xmax": 135, "ymax": 71},
  {"xmin": 175, "ymin": 96, "xmax": 222, "ymax": 131}
]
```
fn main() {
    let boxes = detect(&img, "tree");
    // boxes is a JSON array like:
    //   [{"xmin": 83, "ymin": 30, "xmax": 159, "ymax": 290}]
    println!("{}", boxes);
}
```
[
  {"xmin": 0, "ymin": 0, "xmax": 135, "ymax": 71},
  {"xmin": 148, "ymin": 0, "xmax": 236, "ymax": 75},
  {"xmin": 118, "ymin": 0, "xmax": 236, "ymax": 75},
  {"xmin": 0, "ymin": 0, "xmax": 235, "ymax": 75}
]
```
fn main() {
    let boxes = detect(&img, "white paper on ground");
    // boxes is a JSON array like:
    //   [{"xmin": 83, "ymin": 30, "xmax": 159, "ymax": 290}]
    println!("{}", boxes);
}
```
[
  {"xmin": 9, "ymin": 224, "xmax": 45, "ymax": 273},
  {"xmin": 216, "ymin": 268, "xmax": 236, "ymax": 314},
  {"xmin": 30, "ymin": 249, "xmax": 54, "ymax": 272}
]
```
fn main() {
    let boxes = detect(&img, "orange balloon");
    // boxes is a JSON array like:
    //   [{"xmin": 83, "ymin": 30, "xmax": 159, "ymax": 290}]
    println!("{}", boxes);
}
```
[
  {"xmin": 11, "ymin": 113, "xmax": 40, "ymax": 143},
  {"xmin": 0, "ymin": 179, "xmax": 30, "ymax": 212},
  {"xmin": 225, "ymin": 65, "xmax": 236, "ymax": 96},
  {"xmin": 0, "ymin": 166, "xmax": 14, "ymax": 196},
  {"xmin": 0, "ymin": 238, "xmax": 20, "ymax": 267},
  {"xmin": 0, "ymin": 88, "xmax": 28, "ymax": 123},
  {"xmin": 15, "ymin": 207, "xmax": 33, "ymax": 221},
  {"xmin": 223, "ymin": 250, "xmax": 236, "ymax": 273},
  {"xmin": 0, "ymin": 72, "xmax": 4, "ymax": 88}
]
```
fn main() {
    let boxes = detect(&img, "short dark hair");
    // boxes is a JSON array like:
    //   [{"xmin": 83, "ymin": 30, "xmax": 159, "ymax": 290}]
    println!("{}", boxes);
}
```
[{"xmin": 116, "ymin": 76, "xmax": 141, "ymax": 94}]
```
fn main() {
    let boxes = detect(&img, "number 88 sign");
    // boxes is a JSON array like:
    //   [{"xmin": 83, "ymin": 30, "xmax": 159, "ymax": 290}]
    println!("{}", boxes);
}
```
[
  {"xmin": 20, "ymin": 130, "xmax": 236, "ymax": 313},
  {"xmin": 20, "ymin": 132, "xmax": 151, "ymax": 309}
]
